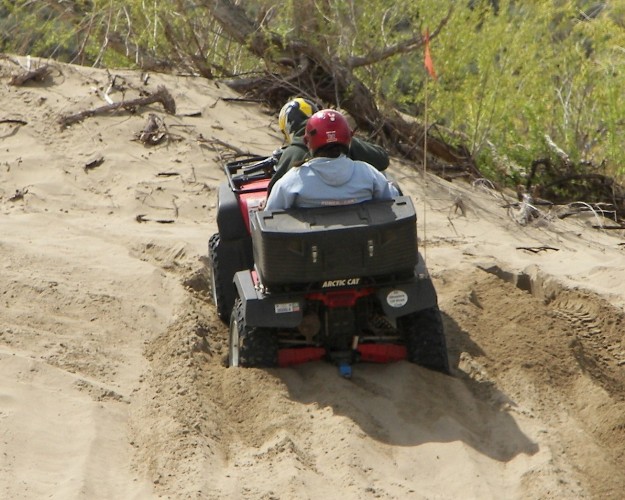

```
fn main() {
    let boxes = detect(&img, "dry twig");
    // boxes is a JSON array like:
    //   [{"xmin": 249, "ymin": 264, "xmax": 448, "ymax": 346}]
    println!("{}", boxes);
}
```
[
  {"xmin": 135, "ymin": 214, "xmax": 175, "ymax": 224},
  {"xmin": 197, "ymin": 135, "xmax": 249, "ymax": 156},
  {"xmin": 516, "ymin": 246, "xmax": 559, "ymax": 253}
]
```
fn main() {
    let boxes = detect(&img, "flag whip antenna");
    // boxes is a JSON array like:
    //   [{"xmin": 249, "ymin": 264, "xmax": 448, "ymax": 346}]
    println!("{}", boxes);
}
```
[{"xmin": 422, "ymin": 29, "xmax": 436, "ymax": 269}]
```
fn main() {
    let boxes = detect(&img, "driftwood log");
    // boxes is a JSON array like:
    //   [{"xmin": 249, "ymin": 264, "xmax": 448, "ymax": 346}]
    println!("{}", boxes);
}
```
[{"xmin": 58, "ymin": 85, "xmax": 176, "ymax": 128}]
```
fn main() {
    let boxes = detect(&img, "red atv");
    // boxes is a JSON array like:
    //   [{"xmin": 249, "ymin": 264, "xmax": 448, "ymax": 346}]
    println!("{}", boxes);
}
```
[{"xmin": 208, "ymin": 155, "xmax": 449, "ymax": 377}]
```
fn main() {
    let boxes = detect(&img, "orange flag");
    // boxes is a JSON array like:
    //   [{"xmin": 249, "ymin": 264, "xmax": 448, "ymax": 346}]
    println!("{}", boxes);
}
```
[{"xmin": 424, "ymin": 29, "xmax": 437, "ymax": 80}]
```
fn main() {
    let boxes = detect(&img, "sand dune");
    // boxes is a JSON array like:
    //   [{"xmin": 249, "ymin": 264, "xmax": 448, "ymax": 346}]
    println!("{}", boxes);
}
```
[{"xmin": 1, "ymin": 56, "xmax": 624, "ymax": 499}]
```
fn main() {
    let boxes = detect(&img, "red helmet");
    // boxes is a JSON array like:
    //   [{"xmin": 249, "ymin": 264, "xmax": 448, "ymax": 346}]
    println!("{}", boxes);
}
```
[{"xmin": 304, "ymin": 109, "xmax": 352, "ymax": 153}]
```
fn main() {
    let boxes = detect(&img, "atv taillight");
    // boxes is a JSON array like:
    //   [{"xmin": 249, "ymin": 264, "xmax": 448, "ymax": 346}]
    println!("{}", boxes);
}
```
[{"xmin": 307, "ymin": 288, "xmax": 374, "ymax": 308}]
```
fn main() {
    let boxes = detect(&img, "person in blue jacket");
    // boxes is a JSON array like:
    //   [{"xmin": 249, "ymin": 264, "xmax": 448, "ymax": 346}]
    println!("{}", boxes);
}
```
[
  {"xmin": 265, "ymin": 109, "xmax": 398, "ymax": 211},
  {"xmin": 268, "ymin": 97, "xmax": 389, "ymax": 193}
]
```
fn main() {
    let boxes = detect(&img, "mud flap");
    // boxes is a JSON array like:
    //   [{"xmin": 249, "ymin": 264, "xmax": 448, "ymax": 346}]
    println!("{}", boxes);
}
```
[
  {"xmin": 376, "ymin": 257, "xmax": 438, "ymax": 318},
  {"xmin": 233, "ymin": 270, "xmax": 304, "ymax": 328}
]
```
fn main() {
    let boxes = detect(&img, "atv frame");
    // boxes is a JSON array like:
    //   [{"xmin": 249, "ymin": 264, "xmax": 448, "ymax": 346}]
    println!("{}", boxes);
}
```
[{"xmin": 209, "ymin": 155, "xmax": 450, "ymax": 377}]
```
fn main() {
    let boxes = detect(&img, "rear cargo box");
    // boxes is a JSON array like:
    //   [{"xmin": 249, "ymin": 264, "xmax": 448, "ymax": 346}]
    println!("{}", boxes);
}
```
[{"xmin": 251, "ymin": 196, "xmax": 418, "ymax": 286}]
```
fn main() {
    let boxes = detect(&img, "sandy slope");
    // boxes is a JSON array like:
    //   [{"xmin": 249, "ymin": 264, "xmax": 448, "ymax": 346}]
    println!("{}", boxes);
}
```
[{"xmin": 1, "ymin": 56, "xmax": 624, "ymax": 499}]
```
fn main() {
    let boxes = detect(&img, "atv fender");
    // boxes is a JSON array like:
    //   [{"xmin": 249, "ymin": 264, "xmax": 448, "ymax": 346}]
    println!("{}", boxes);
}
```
[
  {"xmin": 233, "ymin": 270, "xmax": 304, "ymax": 328},
  {"xmin": 217, "ymin": 181, "xmax": 248, "ymax": 240},
  {"xmin": 375, "ymin": 255, "xmax": 438, "ymax": 318}
]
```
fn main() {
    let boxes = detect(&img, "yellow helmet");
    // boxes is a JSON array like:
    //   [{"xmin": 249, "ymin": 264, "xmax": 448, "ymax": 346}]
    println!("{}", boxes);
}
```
[{"xmin": 278, "ymin": 97, "xmax": 319, "ymax": 143}]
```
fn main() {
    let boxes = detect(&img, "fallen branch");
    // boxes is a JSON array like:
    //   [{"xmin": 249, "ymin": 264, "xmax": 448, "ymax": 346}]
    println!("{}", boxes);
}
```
[
  {"xmin": 197, "ymin": 135, "xmax": 249, "ymax": 156},
  {"xmin": 591, "ymin": 225, "xmax": 624, "ymax": 230},
  {"xmin": 221, "ymin": 97, "xmax": 265, "ymax": 103},
  {"xmin": 135, "ymin": 214, "xmax": 175, "ymax": 224},
  {"xmin": 516, "ymin": 246, "xmax": 559, "ymax": 253},
  {"xmin": 58, "ymin": 85, "xmax": 176, "ymax": 128},
  {"xmin": 8, "ymin": 188, "xmax": 29, "ymax": 201},
  {"xmin": 0, "ymin": 119, "xmax": 28, "ymax": 126},
  {"xmin": 9, "ymin": 65, "xmax": 51, "ymax": 86},
  {"xmin": 556, "ymin": 202, "xmax": 616, "ymax": 225},
  {"xmin": 528, "ymin": 164, "xmax": 625, "ymax": 221},
  {"xmin": 0, "ymin": 119, "xmax": 27, "ymax": 140}
]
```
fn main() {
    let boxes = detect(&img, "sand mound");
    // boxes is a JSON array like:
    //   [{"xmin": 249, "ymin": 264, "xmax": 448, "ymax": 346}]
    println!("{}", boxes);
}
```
[{"xmin": 1, "ymin": 56, "xmax": 624, "ymax": 499}]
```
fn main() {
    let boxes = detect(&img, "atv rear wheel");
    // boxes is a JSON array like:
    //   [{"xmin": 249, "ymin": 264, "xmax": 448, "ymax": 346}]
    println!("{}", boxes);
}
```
[
  {"xmin": 398, "ymin": 306, "xmax": 450, "ymax": 374},
  {"xmin": 208, "ymin": 233, "xmax": 233, "ymax": 323},
  {"xmin": 229, "ymin": 298, "xmax": 278, "ymax": 368}
]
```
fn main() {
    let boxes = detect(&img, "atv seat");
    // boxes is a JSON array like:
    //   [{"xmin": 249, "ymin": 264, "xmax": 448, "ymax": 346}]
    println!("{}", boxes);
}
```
[{"xmin": 251, "ymin": 196, "xmax": 418, "ymax": 287}]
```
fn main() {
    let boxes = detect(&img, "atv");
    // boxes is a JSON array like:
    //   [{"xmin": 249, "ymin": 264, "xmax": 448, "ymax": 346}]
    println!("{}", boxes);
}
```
[{"xmin": 208, "ymin": 154, "xmax": 450, "ymax": 377}]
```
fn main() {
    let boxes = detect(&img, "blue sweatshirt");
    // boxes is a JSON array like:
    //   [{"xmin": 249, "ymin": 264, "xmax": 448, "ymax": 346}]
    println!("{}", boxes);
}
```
[{"xmin": 265, "ymin": 154, "xmax": 399, "ymax": 210}]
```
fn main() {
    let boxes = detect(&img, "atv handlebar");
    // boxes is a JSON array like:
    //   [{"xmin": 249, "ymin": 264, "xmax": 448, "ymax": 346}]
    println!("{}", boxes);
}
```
[
  {"xmin": 226, "ymin": 149, "xmax": 282, "ymax": 176},
  {"xmin": 224, "ymin": 149, "xmax": 283, "ymax": 192},
  {"xmin": 242, "ymin": 155, "xmax": 278, "ymax": 175}
]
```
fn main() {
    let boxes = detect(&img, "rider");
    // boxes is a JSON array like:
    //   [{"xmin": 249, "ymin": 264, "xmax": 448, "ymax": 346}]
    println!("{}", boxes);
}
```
[
  {"xmin": 265, "ymin": 109, "xmax": 398, "ymax": 210},
  {"xmin": 268, "ymin": 97, "xmax": 389, "ymax": 193}
]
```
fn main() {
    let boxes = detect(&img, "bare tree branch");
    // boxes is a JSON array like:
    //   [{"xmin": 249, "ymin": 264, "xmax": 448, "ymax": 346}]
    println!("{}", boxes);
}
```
[
  {"xmin": 58, "ymin": 85, "xmax": 176, "ymax": 128},
  {"xmin": 203, "ymin": 0, "xmax": 473, "ymax": 170},
  {"xmin": 346, "ymin": 6, "xmax": 453, "ymax": 68}
]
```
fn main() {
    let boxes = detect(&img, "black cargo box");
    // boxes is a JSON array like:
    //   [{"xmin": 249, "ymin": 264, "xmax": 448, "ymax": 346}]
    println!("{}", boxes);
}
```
[{"xmin": 251, "ymin": 196, "xmax": 418, "ymax": 286}]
